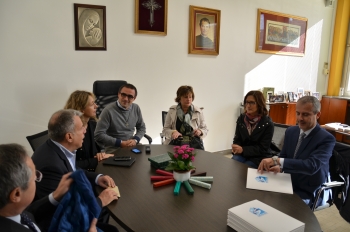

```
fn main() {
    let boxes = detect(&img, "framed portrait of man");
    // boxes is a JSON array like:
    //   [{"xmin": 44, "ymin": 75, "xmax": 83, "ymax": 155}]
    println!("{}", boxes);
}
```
[
  {"xmin": 189, "ymin": 6, "xmax": 221, "ymax": 56},
  {"xmin": 74, "ymin": 4, "xmax": 106, "ymax": 51}
]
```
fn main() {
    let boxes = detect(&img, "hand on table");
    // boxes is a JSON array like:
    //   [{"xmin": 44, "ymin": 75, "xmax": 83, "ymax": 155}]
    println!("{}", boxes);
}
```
[
  {"xmin": 95, "ymin": 152, "xmax": 114, "ymax": 162},
  {"xmin": 88, "ymin": 218, "xmax": 98, "ymax": 232},
  {"xmin": 97, "ymin": 175, "xmax": 116, "ymax": 188},
  {"xmin": 231, "ymin": 144, "xmax": 243, "ymax": 154},
  {"xmin": 98, "ymin": 188, "xmax": 119, "ymax": 207},
  {"xmin": 257, "ymin": 158, "xmax": 275, "ymax": 174},
  {"xmin": 121, "ymin": 139, "xmax": 137, "ymax": 147}
]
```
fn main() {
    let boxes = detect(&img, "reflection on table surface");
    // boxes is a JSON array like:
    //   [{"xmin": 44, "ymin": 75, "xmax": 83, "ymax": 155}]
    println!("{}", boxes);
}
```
[{"xmin": 96, "ymin": 145, "xmax": 321, "ymax": 232}]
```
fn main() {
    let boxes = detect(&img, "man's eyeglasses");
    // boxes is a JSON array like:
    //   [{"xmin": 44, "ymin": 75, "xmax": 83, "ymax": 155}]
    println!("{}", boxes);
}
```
[
  {"xmin": 35, "ymin": 170, "xmax": 43, "ymax": 182},
  {"xmin": 245, "ymin": 101, "xmax": 256, "ymax": 106},
  {"xmin": 120, "ymin": 92, "xmax": 135, "ymax": 100}
]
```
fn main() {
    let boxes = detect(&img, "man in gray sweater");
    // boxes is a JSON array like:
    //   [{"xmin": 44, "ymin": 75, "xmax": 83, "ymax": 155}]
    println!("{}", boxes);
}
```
[{"xmin": 94, "ymin": 83, "xmax": 146, "ymax": 150}]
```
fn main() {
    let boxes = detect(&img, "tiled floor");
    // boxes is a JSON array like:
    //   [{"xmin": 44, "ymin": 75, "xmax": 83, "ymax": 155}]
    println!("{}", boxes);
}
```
[{"xmin": 108, "ymin": 150, "xmax": 350, "ymax": 231}]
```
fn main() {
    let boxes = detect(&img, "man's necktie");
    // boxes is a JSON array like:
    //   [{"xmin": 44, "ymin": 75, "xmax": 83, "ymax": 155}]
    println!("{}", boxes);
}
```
[
  {"xmin": 20, "ymin": 212, "xmax": 38, "ymax": 232},
  {"xmin": 293, "ymin": 132, "xmax": 306, "ymax": 158}
]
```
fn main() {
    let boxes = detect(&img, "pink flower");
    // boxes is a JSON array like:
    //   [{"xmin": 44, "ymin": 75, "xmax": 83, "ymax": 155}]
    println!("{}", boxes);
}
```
[
  {"xmin": 191, "ymin": 156, "xmax": 195, "ymax": 161},
  {"xmin": 189, "ymin": 148, "xmax": 195, "ymax": 152},
  {"xmin": 173, "ymin": 146, "xmax": 180, "ymax": 150},
  {"xmin": 177, "ymin": 149, "xmax": 184, "ymax": 154},
  {"xmin": 174, "ymin": 153, "xmax": 178, "ymax": 158},
  {"xmin": 181, "ymin": 145, "xmax": 189, "ymax": 150},
  {"xmin": 182, "ymin": 154, "xmax": 189, "ymax": 159}
]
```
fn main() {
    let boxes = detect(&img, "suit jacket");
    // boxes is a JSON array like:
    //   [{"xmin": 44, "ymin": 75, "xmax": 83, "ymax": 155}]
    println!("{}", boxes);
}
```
[
  {"xmin": 0, "ymin": 196, "xmax": 56, "ymax": 232},
  {"xmin": 32, "ymin": 139, "xmax": 99, "ymax": 201},
  {"xmin": 233, "ymin": 114, "xmax": 274, "ymax": 166},
  {"xmin": 76, "ymin": 120, "xmax": 100, "ymax": 171},
  {"xmin": 280, "ymin": 124, "xmax": 335, "ymax": 208}
]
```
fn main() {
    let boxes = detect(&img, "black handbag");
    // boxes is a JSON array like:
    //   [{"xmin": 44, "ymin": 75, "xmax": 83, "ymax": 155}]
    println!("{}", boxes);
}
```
[{"xmin": 169, "ymin": 136, "xmax": 204, "ymax": 150}]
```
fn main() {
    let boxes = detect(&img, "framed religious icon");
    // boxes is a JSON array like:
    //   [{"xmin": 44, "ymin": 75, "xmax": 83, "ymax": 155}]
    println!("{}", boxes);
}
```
[
  {"xmin": 255, "ymin": 9, "xmax": 307, "ymax": 56},
  {"xmin": 74, "ymin": 4, "xmax": 106, "ymax": 51},
  {"xmin": 135, "ymin": 0, "xmax": 168, "ymax": 36},
  {"xmin": 189, "ymin": 5, "xmax": 221, "ymax": 56}
]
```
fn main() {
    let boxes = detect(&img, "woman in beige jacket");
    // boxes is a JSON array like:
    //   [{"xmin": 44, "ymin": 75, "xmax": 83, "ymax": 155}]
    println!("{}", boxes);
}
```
[{"xmin": 162, "ymin": 86, "xmax": 208, "ymax": 148}]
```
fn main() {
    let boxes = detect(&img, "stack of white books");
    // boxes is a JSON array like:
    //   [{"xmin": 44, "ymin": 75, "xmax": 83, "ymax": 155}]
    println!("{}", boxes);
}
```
[{"xmin": 227, "ymin": 200, "xmax": 305, "ymax": 232}]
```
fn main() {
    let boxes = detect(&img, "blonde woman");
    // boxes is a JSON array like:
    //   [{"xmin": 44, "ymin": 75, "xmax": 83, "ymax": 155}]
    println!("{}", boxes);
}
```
[{"xmin": 64, "ymin": 90, "xmax": 113, "ymax": 171}]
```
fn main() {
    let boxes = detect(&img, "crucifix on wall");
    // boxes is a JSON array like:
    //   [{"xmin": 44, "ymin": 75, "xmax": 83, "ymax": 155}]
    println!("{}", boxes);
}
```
[{"xmin": 142, "ymin": 0, "xmax": 162, "ymax": 27}]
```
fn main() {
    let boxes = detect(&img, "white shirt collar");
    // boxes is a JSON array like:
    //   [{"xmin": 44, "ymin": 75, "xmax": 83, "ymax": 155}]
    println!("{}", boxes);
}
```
[{"xmin": 299, "ymin": 124, "xmax": 316, "ymax": 137}]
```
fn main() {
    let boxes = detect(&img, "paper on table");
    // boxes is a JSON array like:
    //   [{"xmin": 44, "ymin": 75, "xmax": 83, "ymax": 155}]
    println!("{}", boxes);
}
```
[
  {"xmin": 109, "ymin": 186, "xmax": 121, "ymax": 197},
  {"xmin": 228, "ymin": 199, "xmax": 305, "ymax": 232},
  {"xmin": 246, "ymin": 168, "xmax": 293, "ymax": 194}
]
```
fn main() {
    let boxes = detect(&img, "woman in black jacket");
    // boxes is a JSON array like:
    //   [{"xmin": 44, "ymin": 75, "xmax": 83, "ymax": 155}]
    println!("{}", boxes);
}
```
[
  {"xmin": 64, "ymin": 90, "xmax": 114, "ymax": 171},
  {"xmin": 232, "ymin": 90, "xmax": 274, "ymax": 168}
]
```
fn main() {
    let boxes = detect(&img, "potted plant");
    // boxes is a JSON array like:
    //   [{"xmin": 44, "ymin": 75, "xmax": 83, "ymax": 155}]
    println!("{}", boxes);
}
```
[{"xmin": 165, "ymin": 145, "xmax": 196, "ymax": 182}]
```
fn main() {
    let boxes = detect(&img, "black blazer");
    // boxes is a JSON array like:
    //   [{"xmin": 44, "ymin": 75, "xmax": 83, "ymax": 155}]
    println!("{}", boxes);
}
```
[
  {"xmin": 32, "ymin": 139, "xmax": 99, "ymax": 201},
  {"xmin": 0, "ymin": 196, "xmax": 56, "ymax": 232},
  {"xmin": 233, "ymin": 114, "xmax": 274, "ymax": 166},
  {"xmin": 76, "ymin": 120, "xmax": 100, "ymax": 171}
]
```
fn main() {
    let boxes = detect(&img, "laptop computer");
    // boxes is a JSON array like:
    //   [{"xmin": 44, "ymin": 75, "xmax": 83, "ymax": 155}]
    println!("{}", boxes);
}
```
[{"xmin": 103, "ymin": 156, "xmax": 136, "ymax": 167}]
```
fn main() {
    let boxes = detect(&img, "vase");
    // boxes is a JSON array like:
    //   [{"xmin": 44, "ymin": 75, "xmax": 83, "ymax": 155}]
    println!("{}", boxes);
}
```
[{"xmin": 173, "ymin": 170, "xmax": 191, "ymax": 182}]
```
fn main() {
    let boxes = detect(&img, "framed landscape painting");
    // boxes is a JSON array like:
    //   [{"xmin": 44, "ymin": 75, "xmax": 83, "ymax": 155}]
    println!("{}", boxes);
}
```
[{"xmin": 255, "ymin": 9, "xmax": 307, "ymax": 56}]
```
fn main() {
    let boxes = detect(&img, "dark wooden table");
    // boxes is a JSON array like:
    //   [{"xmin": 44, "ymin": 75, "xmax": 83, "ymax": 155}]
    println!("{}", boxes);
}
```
[{"xmin": 96, "ymin": 145, "xmax": 321, "ymax": 232}]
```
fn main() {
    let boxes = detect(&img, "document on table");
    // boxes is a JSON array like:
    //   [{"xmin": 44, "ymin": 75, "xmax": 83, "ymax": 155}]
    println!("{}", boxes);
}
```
[
  {"xmin": 246, "ymin": 168, "xmax": 293, "ymax": 194},
  {"xmin": 227, "ymin": 199, "xmax": 305, "ymax": 232}
]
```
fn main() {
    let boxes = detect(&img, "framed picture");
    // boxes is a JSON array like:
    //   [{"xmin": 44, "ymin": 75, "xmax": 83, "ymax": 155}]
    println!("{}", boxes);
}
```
[
  {"xmin": 304, "ymin": 90, "xmax": 311, "ymax": 96},
  {"xmin": 74, "ymin": 4, "xmax": 106, "ymax": 51},
  {"xmin": 135, "ymin": 0, "xmax": 168, "ymax": 35},
  {"xmin": 269, "ymin": 94, "xmax": 276, "ymax": 103},
  {"xmin": 297, "ymin": 87, "xmax": 304, "ymax": 95},
  {"xmin": 261, "ymin": 87, "xmax": 274, "ymax": 101},
  {"xmin": 287, "ymin": 92, "xmax": 294, "ymax": 102},
  {"xmin": 255, "ymin": 9, "xmax": 307, "ymax": 56},
  {"xmin": 189, "ymin": 5, "xmax": 221, "ymax": 55},
  {"xmin": 275, "ymin": 95, "xmax": 284, "ymax": 102},
  {"xmin": 312, "ymin": 92, "xmax": 320, "ymax": 100}
]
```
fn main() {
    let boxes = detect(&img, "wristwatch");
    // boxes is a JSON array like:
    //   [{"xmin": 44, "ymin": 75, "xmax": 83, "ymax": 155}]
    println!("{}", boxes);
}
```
[{"xmin": 272, "ymin": 156, "xmax": 278, "ymax": 166}]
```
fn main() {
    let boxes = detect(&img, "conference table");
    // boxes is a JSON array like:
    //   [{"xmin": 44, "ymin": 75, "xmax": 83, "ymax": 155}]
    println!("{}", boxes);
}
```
[{"xmin": 96, "ymin": 145, "xmax": 321, "ymax": 232}]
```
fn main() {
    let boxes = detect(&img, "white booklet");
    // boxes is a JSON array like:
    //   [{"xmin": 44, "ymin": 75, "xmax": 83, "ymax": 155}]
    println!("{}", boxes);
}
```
[
  {"xmin": 246, "ymin": 168, "xmax": 293, "ymax": 194},
  {"xmin": 227, "ymin": 199, "xmax": 305, "ymax": 232}
]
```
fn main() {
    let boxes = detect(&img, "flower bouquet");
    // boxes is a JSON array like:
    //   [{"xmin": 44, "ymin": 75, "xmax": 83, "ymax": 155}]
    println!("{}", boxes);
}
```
[{"xmin": 165, "ymin": 145, "xmax": 196, "ymax": 172}]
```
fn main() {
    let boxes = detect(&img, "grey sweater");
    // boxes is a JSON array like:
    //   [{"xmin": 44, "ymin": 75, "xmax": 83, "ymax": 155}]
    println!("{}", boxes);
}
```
[{"xmin": 94, "ymin": 102, "xmax": 146, "ymax": 148}]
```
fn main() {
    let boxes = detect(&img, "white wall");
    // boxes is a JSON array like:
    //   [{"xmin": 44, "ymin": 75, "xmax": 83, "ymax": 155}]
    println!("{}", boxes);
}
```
[{"xmin": 0, "ymin": 0, "xmax": 334, "ymax": 153}]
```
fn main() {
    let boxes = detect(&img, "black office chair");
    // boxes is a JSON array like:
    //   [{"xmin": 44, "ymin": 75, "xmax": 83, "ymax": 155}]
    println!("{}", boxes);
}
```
[
  {"xmin": 93, "ymin": 80, "xmax": 152, "ymax": 144},
  {"xmin": 160, "ymin": 111, "xmax": 168, "ymax": 144},
  {"xmin": 26, "ymin": 130, "xmax": 48, "ymax": 152},
  {"xmin": 312, "ymin": 141, "xmax": 350, "ymax": 212}
]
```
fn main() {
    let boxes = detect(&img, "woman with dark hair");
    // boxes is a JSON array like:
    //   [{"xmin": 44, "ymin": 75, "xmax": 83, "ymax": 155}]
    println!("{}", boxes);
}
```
[
  {"xmin": 232, "ymin": 90, "xmax": 274, "ymax": 168},
  {"xmin": 162, "ymin": 85, "xmax": 208, "ymax": 149},
  {"xmin": 64, "ymin": 90, "xmax": 113, "ymax": 171}
]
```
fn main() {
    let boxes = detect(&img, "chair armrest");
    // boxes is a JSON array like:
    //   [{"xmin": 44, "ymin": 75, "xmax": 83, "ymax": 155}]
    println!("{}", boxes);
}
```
[
  {"xmin": 144, "ymin": 134, "xmax": 152, "ymax": 144},
  {"xmin": 323, "ymin": 181, "xmax": 344, "ymax": 187}
]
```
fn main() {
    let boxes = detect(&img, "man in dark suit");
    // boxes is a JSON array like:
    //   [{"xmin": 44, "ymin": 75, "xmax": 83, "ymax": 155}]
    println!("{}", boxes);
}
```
[
  {"xmin": 31, "ymin": 110, "xmax": 118, "ymax": 214},
  {"xmin": 258, "ymin": 96, "xmax": 335, "ymax": 209},
  {"xmin": 0, "ymin": 143, "xmax": 81, "ymax": 232}
]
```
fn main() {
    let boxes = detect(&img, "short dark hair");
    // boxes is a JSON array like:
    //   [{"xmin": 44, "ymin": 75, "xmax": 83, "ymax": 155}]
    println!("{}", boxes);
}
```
[
  {"xmin": 175, "ymin": 86, "xmax": 195, "ymax": 103},
  {"xmin": 0, "ymin": 144, "xmax": 31, "ymax": 209},
  {"xmin": 118, "ymin": 83, "xmax": 138, "ymax": 98},
  {"xmin": 48, "ymin": 109, "xmax": 82, "ymax": 142},
  {"xmin": 199, "ymin": 18, "xmax": 210, "ymax": 27},
  {"xmin": 297, "ymin": 96, "xmax": 320, "ymax": 114},
  {"xmin": 244, "ymin": 91, "xmax": 268, "ymax": 116}
]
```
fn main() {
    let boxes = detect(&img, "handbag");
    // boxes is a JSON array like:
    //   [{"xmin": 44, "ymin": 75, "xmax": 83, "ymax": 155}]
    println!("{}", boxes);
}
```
[{"xmin": 169, "ymin": 136, "xmax": 204, "ymax": 150}]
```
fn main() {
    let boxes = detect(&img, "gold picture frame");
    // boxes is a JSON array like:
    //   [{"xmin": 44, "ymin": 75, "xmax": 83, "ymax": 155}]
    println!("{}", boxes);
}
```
[
  {"xmin": 135, "ymin": 0, "xmax": 168, "ymax": 36},
  {"xmin": 255, "ymin": 9, "xmax": 308, "ymax": 57},
  {"xmin": 189, "ymin": 5, "xmax": 221, "ymax": 56}
]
